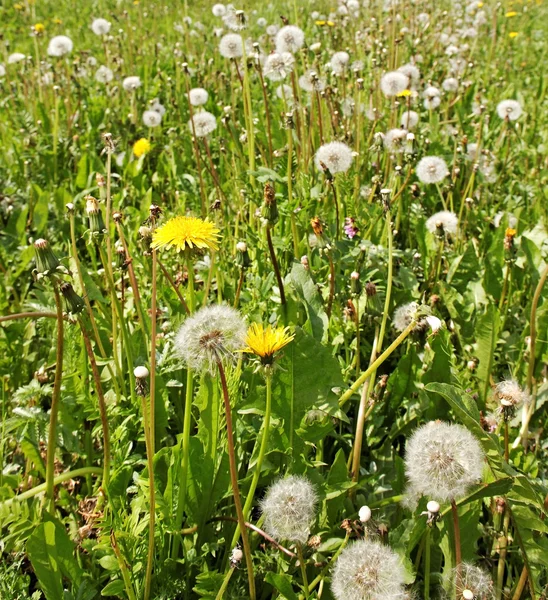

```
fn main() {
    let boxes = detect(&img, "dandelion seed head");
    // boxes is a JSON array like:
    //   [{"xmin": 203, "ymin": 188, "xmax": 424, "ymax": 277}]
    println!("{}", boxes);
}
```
[
  {"xmin": 496, "ymin": 99, "xmax": 522, "ymax": 121},
  {"xmin": 400, "ymin": 110, "xmax": 419, "ymax": 130},
  {"xmin": 212, "ymin": 3, "xmax": 226, "ymax": 17},
  {"xmin": 445, "ymin": 563, "xmax": 495, "ymax": 600},
  {"xmin": 263, "ymin": 51, "xmax": 295, "ymax": 81},
  {"xmin": 330, "ymin": 51, "xmax": 350, "ymax": 75},
  {"xmin": 95, "ymin": 65, "xmax": 113, "ymax": 83},
  {"xmin": 219, "ymin": 33, "xmax": 244, "ymax": 58},
  {"xmin": 397, "ymin": 63, "xmax": 420, "ymax": 86},
  {"xmin": 495, "ymin": 380, "xmax": 529, "ymax": 408},
  {"xmin": 416, "ymin": 156, "xmax": 449, "ymax": 184},
  {"xmin": 423, "ymin": 85, "xmax": 441, "ymax": 109},
  {"xmin": 275, "ymin": 25, "xmax": 305, "ymax": 53},
  {"xmin": 174, "ymin": 305, "xmax": 247, "ymax": 374},
  {"xmin": 331, "ymin": 539, "xmax": 407, "ymax": 600},
  {"xmin": 380, "ymin": 71, "xmax": 409, "ymax": 97},
  {"xmin": 405, "ymin": 421, "xmax": 484, "ymax": 502},
  {"xmin": 393, "ymin": 302, "xmax": 419, "ymax": 332},
  {"xmin": 384, "ymin": 128, "xmax": 408, "ymax": 153},
  {"xmin": 188, "ymin": 111, "xmax": 217, "ymax": 137},
  {"xmin": 8, "ymin": 52, "xmax": 26, "ymax": 64},
  {"xmin": 123, "ymin": 75, "xmax": 142, "ymax": 91},
  {"xmin": 315, "ymin": 141, "xmax": 354, "ymax": 173},
  {"xmin": 47, "ymin": 35, "xmax": 73, "ymax": 57},
  {"xmin": 91, "ymin": 18, "xmax": 111, "ymax": 35},
  {"xmin": 299, "ymin": 69, "xmax": 326, "ymax": 92},
  {"xmin": 261, "ymin": 475, "xmax": 317, "ymax": 544},
  {"xmin": 426, "ymin": 210, "xmax": 458, "ymax": 236},
  {"xmin": 442, "ymin": 77, "xmax": 459, "ymax": 92},
  {"xmin": 142, "ymin": 110, "xmax": 162, "ymax": 127},
  {"xmin": 189, "ymin": 87, "xmax": 209, "ymax": 106}
]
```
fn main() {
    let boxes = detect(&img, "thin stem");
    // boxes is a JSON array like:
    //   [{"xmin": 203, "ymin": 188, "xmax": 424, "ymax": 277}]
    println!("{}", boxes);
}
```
[
  {"xmin": 234, "ymin": 268, "xmax": 245, "ymax": 309},
  {"xmin": 424, "ymin": 527, "xmax": 431, "ymax": 600},
  {"xmin": 231, "ymin": 370, "xmax": 273, "ymax": 548},
  {"xmin": 111, "ymin": 530, "xmax": 138, "ymax": 600},
  {"xmin": 451, "ymin": 499, "xmax": 462, "ymax": 575},
  {"xmin": 339, "ymin": 318, "xmax": 418, "ymax": 407},
  {"xmin": 297, "ymin": 543, "xmax": 310, "ymax": 599},
  {"xmin": 215, "ymin": 568, "xmax": 235, "ymax": 600},
  {"xmin": 44, "ymin": 280, "xmax": 64, "ymax": 513},
  {"xmin": 377, "ymin": 208, "xmax": 394, "ymax": 354},
  {"xmin": 327, "ymin": 252, "xmax": 335, "ymax": 318},
  {"xmin": 217, "ymin": 361, "xmax": 256, "ymax": 600},
  {"xmin": 0, "ymin": 311, "xmax": 57, "ymax": 323},
  {"xmin": 157, "ymin": 258, "xmax": 189, "ymax": 314},
  {"xmin": 266, "ymin": 226, "xmax": 286, "ymax": 305},
  {"xmin": 309, "ymin": 533, "xmax": 350, "ymax": 591},
  {"xmin": 496, "ymin": 508, "xmax": 511, "ymax": 600},
  {"xmin": 512, "ymin": 566, "xmax": 529, "ymax": 600}
]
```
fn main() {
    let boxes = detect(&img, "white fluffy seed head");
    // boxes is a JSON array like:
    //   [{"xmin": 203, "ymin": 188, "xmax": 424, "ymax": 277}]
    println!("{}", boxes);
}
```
[
  {"xmin": 384, "ymin": 128, "xmax": 408, "ymax": 153},
  {"xmin": 397, "ymin": 63, "xmax": 420, "ymax": 86},
  {"xmin": 426, "ymin": 210, "xmax": 458, "ymax": 236},
  {"xmin": 263, "ymin": 52, "xmax": 295, "ymax": 81},
  {"xmin": 496, "ymin": 99, "xmax": 522, "ymax": 121},
  {"xmin": 380, "ymin": 71, "xmax": 409, "ymax": 97},
  {"xmin": 416, "ymin": 156, "xmax": 449, "ymax": 184},
  {"xmin": 400, "ymin": 110, "xmax": 419, "ymax": 130},
  {"xmin": 331, "ymin": 539, "xmax": 407, "ymax": 600},
  {"xmin": 393, "ymin": 302, "xmax": 419, "ymax": 332},
  {"xmin": 95, "ymin": 65, "xmax": 113, "ymax": 83},
  {"xmin": 495, "ymin": 380, "xmax": 529, "ymax": 408},
  {"xmin": 189, "ymin": 87, "xmax": 209, "ymax": 106},
  {"xmin": 405, "ymin": 421, "xmax": 484, "ymax": 502},
  {"xmin": 299, "ymin": 70, "xmax": 325, "ymax": 93},
  {"xmin": 188, "ymin": 111, "xmax": 217, "ymax": 137},
  {"xmin": 91, "ymin": 18, "xmax": 111, "ymax": 35},
  {"xmin": 142, "ymin": 110, "xmax": 162, "ymax": 127},
  {"xmin": 453, "ymin": 563, "xmax": 495, "ymax": 599},
  {"xmin": 8, "ymin": 53, "xmax": 26, "ymax": 64},
  {"xmin": 134, "ymin": 366, "xmax": 150, "ymax": 379},
  {"xmin": 442, "ymin": 77, "xmax": 459, "ymax": 92},
  {"xmin": 212, "ymin": 3, "xmax": 226, "ymax": 17},
  {"xmin": 47, "ymin": 35, "xmax": 73, "ymax": 57},
  {"xmin": 330, "ymin": 51, "xmax": 350, "ymax": 75},
  {"xmin": 275, "ymin": 25, "xmax": 305, "ymax": 53},
  {"xmin": 219, "ymin": 33, "xmax": 244, "ymax": 58},
  {"xmin": 261, "ymin": 475, "xmax": 317, "ymax": 544},
  {"xmin": 423, "ymin": 85, "xmax": 441, "ymax": 109},
  {"xmin": 174, "ymin": 304, "xmax": 247, "ymax": 374},
  {"xmin": 123, "ymin": 76, "xmax": 141, "ymax": 91},
  {"xmin": 315, "ymin": 141, "xmax": 354, "ymax": 174}
]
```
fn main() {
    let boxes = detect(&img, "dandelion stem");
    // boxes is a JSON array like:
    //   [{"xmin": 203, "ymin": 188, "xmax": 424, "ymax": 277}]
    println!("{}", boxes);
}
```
[
  {"xmin": 339, "ymin": 318, "xmax": 417, "ymax": 407},
  {"xmin": 496, "ymin": 507, "xmax": 510, "ymax": 600},
  {"xmin": 266, "ymin": 226, "xmax": 286, "ymax": 305},
  {"xmin": 44, "ymin": 280, "xmax": 64, "ymax": 513},
  {"xmin": 217, "ymin": 361, "xmax": 256, "ymax": 600},
  {"xmin": 309, "ymin": 533, "xmax": 350, "ymax": 591},
  {"xmin": 0, "ymin": 311, "xmax": 57, "ymax": 323},
  {"xmin": 512, "ymin": 566, "xmax": 529, "ymax": 600},
  {"xmin": 376, "ymin": 207, "xmax": 394, "ymax": 355},
  {"xmin": 111, "ymin": 530, "xmax": 138, "ymax": 600},
  {"xmin": 157, "ymin": 258, "xmax": 189, "ymax": 315},
  {"xmin": 297, "ymin": 543, "xmax": 310, "ymax": 599},
  {"xmin": 451, "ymin": 499, "xmax": 462, "ymax": 573},
  {"xmin": 424, "ymin": 527, "xmax": 431, "ymax": 600}
]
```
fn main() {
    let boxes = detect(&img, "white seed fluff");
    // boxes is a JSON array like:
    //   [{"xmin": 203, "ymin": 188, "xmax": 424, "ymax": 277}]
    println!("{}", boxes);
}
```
[
  {"xmin": 442, "ymin": 77, "xmax": 459, "ymax": 92},
  {"xmin": 263, "ymin": 52, "xmax": 295, "ymax": 81},
  {"xmin": 426, "ymin": 211, "xmax": 458, "ymax": 236},
  {"xmin": 174, "ymin": 304, "xmax": 247, "ymax": 374},
  {"xmin": 123, "ymin": 76, "xmax": 142, "ymax": 91},
  {"xmin": 380, "ymin": 71, "xmax": 409, "ymax": 97},
  {"xmin": 299, "ymin": 70, "xmax": 325, "ymax": 93},
  {"xmin": 315, "ymin": 142, "xmax": 354, "ymax": 174},
  {"xmin": 397, "ymin": 63, "xmax": 420, "ymax": 87},
  {"xmin": 95, "ymin": 65, "xmax": 113, "ymax": 83},
  {"xmin": 400, "ymin": 110, "xmax": 419, "ymax": 130},
  {"xmin": 393, "ymin": 301, "xmax": 419, "ymax": 332},
  {"xmin": 261, "ymin": 475, "xmax": 317, "ymax": 544},
  {"xmin": 188, "ymin": 111, "xmax": 217, "ymax": 137},
  {"xmin": 331, "ymin": 539, "xmax": 407, "ymax": 600},
  {"xmin": 91, "ymin": 18, "xmax": 111, "ymax": 36},
  {"xmin": 8, "ymin": 53, "xmax": 26, "ymax": 64},
  {"xmin": 219, "ymin": 33, "xmax": 244, "ymax": 59},
  {"xmin": 451, "ymin": 563, "xmax": 495, "ymax": 600},
  {"xmin": 416, "ymin": 156, "xmax": 449, "ymax": 184},
  {"xmin": 330, "ymin": 51, "xmax": 351, "ymax": 75},
  {"xmin": 496, "ymin": 99, "xmax": 522, "ymax": 121},
  {"xmin": 495, "ymin": 380, "xmax": 529, "ymax": 408},
  {"xmin": 47, "ymin": 35, "xmax": 74, "ymax": 57},
  {"xmin": 384, "ymin": 128, "xmax": 408, "ymax": 153},
  {"xmin": 189, "ymin": 87, "xmax": 209, "ymax": 106},
  {"xmin": 405, "ymin": 421, "xmax": 484, "ymax": 502},
  {"xmin": 275, "ymin": 25, "xmax": 305, "ymax": 53},
  {"xmin": 143, "ymin": 110, "xmax": 162, "ymax": 128},
  {"xmin": 423, "ymin": 85, "xmax": 441, "ymax": 110},
  {"xmin": 211, "ymin": 3, "xmax": 226, "ymax": 17}
]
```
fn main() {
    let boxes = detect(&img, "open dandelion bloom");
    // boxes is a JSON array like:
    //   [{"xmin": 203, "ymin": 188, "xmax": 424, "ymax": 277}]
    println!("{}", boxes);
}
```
[
  {"xmin": 152, "ymin": 216, "xmax": 220, "ymax": 252},
  {"xmin": 133, "ymin": 138, "xmax": 151, "ymax": 157},
  {"xmin": 244, "ymin": 323, "xmax": 294, "ymax": 364}
]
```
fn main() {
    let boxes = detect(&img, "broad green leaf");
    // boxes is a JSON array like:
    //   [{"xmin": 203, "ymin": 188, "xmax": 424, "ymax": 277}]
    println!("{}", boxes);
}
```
[
  {"xmin": 101, "ymin": 580, "xmax": 127, "ymax": 596},
  {"xmin": 264, "ymin": 572, "xmax": 299, "ymax": 600},
  {"xmin": 474, "ymin": 304, "xmax": 500, "ymax": 405}
]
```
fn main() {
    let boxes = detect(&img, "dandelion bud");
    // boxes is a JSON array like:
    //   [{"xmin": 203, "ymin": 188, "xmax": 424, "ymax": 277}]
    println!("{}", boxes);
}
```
[
  {"xmin": 467, "ymin": 360, "xmax": 476, "ymax": 371},
  {"xmin": 102, "ymin": 132, "xmax": 115, "ymax": 152},
  {"xmin": 85, "ymin": 196, "xmax": 106, "ymax": 235},
  {"xmin": 66, "ymin": 202, "xmax": 75, "ymax": 213},
  {"xmin": 60, "ymin": 282, "xmax": 85, "ymax": 314},
  {"xmin": 138, "ymin": 226, "xmax": 153, "ymax": 254},
  {"xmin": 380, "ymin": 188, "xmax": 392, "ymax": 211},
  {"xmin": 229, "ymin": 546, "xmax": 243, "ymax": 568},
  {"xmin": 350, "ymin": 271, "xmax": 361, "ymax": 295},
  {"xmin": 300, "ymin": 255, "xmax": 309, "ymax": 270},
  {"xmin": 261, "ymin": 182, "xmax": 279, "ymax": 226},
  {"xmin": 358, "ymin": 505, "xmax": 372, "ymax": 523},
  {"xmin": 235, "ymin": 241, "xmax": 251, "ymax": 269},
  {"xmin": 34, "ymin": 238, "xmax": 61, "ymax": 277},
  {"xmin": 134, "ymin": 365, "xmax": 149, "ymax": 396},
  {"xmin": 261, "ymin": 475, "xmax": 317, "ymax": 544}
]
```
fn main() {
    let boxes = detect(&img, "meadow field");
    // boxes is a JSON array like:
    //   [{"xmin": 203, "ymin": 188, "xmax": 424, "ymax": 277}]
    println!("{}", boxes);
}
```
[{"xmin": 1, "ymin": 0, "xmax": 547, "ymax": 598}]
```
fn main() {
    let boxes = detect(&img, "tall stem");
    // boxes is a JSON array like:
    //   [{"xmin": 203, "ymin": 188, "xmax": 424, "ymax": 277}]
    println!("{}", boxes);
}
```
[
  {"xmin": 424, "ymin": 527, "xmax": 431, "ymax": 600},
  {"xmin": 377, "ymin": 208, "xmax": 394, "ymax": 354},
  {"xmin": 266, "ymin": 226, "xmax": 286, "ymax": 305},
  {"xmin": 231, "ymin": 370, "xmax": 273, "ymax": 548},
  {"xmin": 451, "ymin": 499, "xmax": 462, "ymax": 580},
  {"xmin": 44, "ymin": 280, "xmax": 64, "ymax": 512},
  {"xmin": 297, "ymin": 543, "xmax": 310, "ymax": 599},
  {"xmin": 217, "ymin": 361, "xmax": 256, "ymax": 600}
]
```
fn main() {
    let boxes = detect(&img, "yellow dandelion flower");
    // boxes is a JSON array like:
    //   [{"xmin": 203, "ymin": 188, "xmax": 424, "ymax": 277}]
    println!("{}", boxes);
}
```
[
  {"xmin": 327, "ymin": 20, "xmax": 336, "ymax": 26},
  {"xmin": 244, "ymin": 323, "xmax": 295, "ymax": 364},
  {"xmin": 151, "ymin": 216, "xmax": 220, "ymax": 253},
  {"xmin": 14, "ymin": 3, "xmax": 23, "ymax": 9},
  {"xmin": 505, "ymin": 227, "xmax": 517, "ymax": 238},
  {"xmin": 477, "ymin": 1, "xmax": 484, "ymax": 6},
  {"xmin": 397, "ymin": 89, "xmax": 412, "ymax": 97},
  {"xmin": 133, "ymin": 137, "xmax": 151, "ymax": 157},
  {"xmin": 509, "ymin": 31, "xmax": 519, "ymax": 37},
  {"xmin": 315, "ymin": 19, "xmax": 326, "ymax": 25},
  {"xmin": 505, "ymin": 10, "xmax": 518, "ymax": 16},
  {"xmin": 34, "ymin": 23, "xmax": 45, "ymax": 33}
]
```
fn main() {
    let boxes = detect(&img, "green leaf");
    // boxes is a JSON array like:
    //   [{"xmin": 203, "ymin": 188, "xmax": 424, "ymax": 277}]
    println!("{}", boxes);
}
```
[
  {"xmin": 20, "ymin": 437, "xmax": 46, "ymax": 477},
  {"xmin": 474, "ymin": 304, "xmax": 501, "ymax": 405},
  {"xmin": 101, "ymin": 580, "xmax": 127, "ymax": 596},
  {"xmin": 27, "ymin": 516, "xmax": 84, "ymax": 600},
  {"xmin": 264, "ymin": 572, "xmax": 299, "ymax": 600}
]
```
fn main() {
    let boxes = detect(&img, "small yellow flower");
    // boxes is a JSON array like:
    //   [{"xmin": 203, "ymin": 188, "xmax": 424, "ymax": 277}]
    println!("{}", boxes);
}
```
[
  {"xmin": 505, "ymin": 10, "xmax": 518, "ymax": 16},
  {"xmin": 14, "ymin": 3, "xmax": 23, "ymax": 9},
  {"xmin": 315, "ymin": 19, "xmax": 326, "ymax": 25},
  {"xmin": 327, "ymin": 20, "xmax": 336, "ymax": 26},
  {"xmin": 509, "ymin": 31, "xmax": 519, "ymax": 37},
  {"xmin": 505, "ymin": 227, "xmax": 517, "ymax": 238},
  {"xmin": 151, "ymin": 216, "xmax": 220, "ymax": 253},
  {"xmin": 133, "ymin": 137, "xmax": 151, "ymax": 157},
  {"xmin": 33, "ymin": 23, "xmax": 45, "ymax": 34},
  {"xmin": 397, "ymin": 89, "xmax": 412, "ymax": 97},
  {"xmin": 244, "ymin": 323, "xmax": 295, "ymax": 364},
  {"xmin": 477, "ymin": 1, "xmax": 484, "ymax": 6}
]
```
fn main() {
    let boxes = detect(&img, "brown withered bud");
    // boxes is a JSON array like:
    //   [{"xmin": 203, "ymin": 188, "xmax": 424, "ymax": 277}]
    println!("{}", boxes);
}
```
[
  {"xmin": 365, "ymin": 281, "xmax": 377, "ymax": 297},
  {"xmin": 341, "ymin": 519, "xmax": 353, "ymax": 534},
  {"xmin": 378, "ymin": 374, "xmax": 389, "ymax": 389},
  {"xmin": 307, "ymin": 535, "xmax": 321, "ymax": 550},
  {"xmin": 504, "ymin": 227, "xmax": 517, "ymax": 252},
  {"xmin": 310, "ymin": 216, "xmax": 323, "ymax": 237},
  {"xmin": 280, "ymin": 14, "xmax": 289, "ymax": 25},
  {"xmin": 344, "ymin": 299, "xmax": 356, "ymax": 321},
  {"xmin": 261, "ymin": 182, "xmax": 278, "ymax": 225},
  {"xmin": 96, "ymin": 173, "xmax": 106, "ymax": 188},
  {"xmin": 102, "ymin": 132, "xmax": 115, "ymax": 152},
  {"xmin": 430, "ymin": 294, "xmax": 440, "ymax": 306},
  {"xmin": 495, "ymin": 497, "xmax": 506, "ymax": 514}
]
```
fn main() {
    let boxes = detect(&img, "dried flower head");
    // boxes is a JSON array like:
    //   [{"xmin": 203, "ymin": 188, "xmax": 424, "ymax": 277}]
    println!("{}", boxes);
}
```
[
  {"xmin": 244, "ymin": 323, "xmax": 294, "ymax": 365},
  {"xmin": 331, "ymin": 538, "xmax": 407, "ymax": 600},
  {"xmin": 495, "ymin": 380, "xmax": 529, "ymax": 409},
  {"xmin": 416, "ymin": 156, "xmax": 449, "ymax": 184},
  {"xmin": 261, "ymin": 475, "xmax": 317, "ymax": 544},
  {"xmin": 275, "ymin": 25, "xmax": 305, "ymax": 53},
  {"xmin": 174, "ymin": 305, "xmax": 247, "ymax": 374},
  {"xmin": 188, "ymin": 111, "xmax": 217, "ymax": 137},
  {"xmin": 315, "ymin": 142, "xmax": 354, "ymax": 174},
  {"xmin": 47, "ymin": 35, "xmax": 73, "ymax": 57},
  {"xmin": 426, "ymin": 210, "xmax": 458, "ymax": 237},
  {"xmin": 496, "ymin": 99, "xmax": 522, "ymax": 121},
  {"xmin": 151, "ymin": 216, "xmax": 220, "ymax": 253},
  {"xmin": 405, "ymin": 421, "xmax": 484, "ymax": 502}
]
